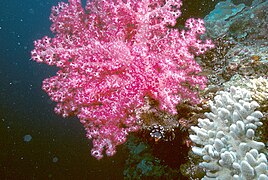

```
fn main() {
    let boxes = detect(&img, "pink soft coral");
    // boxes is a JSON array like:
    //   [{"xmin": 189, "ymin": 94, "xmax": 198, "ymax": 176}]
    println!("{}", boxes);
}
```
[{"xmin": 31, "ymin": 0, "xmax": 214, "ymax": 159}]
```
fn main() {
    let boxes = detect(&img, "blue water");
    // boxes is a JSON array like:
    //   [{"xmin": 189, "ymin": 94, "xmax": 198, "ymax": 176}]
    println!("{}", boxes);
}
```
[{"xmin": 0, "ymin": 0, "xmax": 219, "ymax": 179}]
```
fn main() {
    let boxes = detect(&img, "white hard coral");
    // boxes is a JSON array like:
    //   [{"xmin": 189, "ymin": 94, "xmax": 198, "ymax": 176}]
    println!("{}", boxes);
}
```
[{"xmin": 190, "ymin": 86, "xmax": 268, "ymax": 179}]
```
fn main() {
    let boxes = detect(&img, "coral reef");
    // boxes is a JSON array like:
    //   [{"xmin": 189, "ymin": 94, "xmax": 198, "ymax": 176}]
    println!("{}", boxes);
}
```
[
  {"xmin": 224, "ymin": 41, "xmax": 268, "ymax": 80},
  {"xmin": 30, "ymin": 0, "xmax": 268, "ymax": 178},
  {"xmin": 136, "ymin": 95, "xmax": 209, "ymax": 145},
  {"xmin": 204, "ymin": 0, "xmax": 246, "ymax": 39},
  {"xmin": 135, "ymin": 96, "xmax": 180, "ymax": 142},
  {"xmin": 223, "ymin": 75, "xmax": 268, "ymax": 112},
  {"xmin": 247, "ymin": 77, "xmax": 268, "ymax": 112},
  {"xmin": 123, "ymin": 135, "xmax": 181, "ymax": 179},
  {"xmin": 198, "ymin": 0, "xmax": 268, "ymax": 87},
  {"xmin": 180, "ymin": 1, "xmax": 268, "ymax": 179},
  {"xmin": 204, "ymin": 0, "xmax": 268, "ymax": 41},
  {"xmin": 247, "ymin": 77, "xmax": 268, "ymax": 145},
  {"xmin": 180, "ymin": 150, "xmax": 206, "ymax": 179},
  {"xmin": 190, "ymin": 86, "xmax": 268, "ymax": 179}
]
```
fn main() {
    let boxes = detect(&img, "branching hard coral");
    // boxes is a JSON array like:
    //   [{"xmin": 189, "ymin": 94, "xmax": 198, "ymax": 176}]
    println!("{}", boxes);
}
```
[{"xmin": 190, "ymin": 86, "xmax": 268, "ymax": 179}]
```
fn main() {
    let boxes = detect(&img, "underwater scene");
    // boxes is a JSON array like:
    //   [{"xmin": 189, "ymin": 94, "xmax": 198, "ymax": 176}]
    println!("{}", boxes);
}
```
[{"xmin": 0, "ymin": 0, "xmax": 267, "ymax": 179}]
